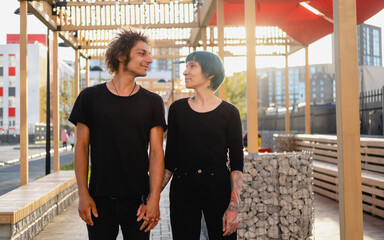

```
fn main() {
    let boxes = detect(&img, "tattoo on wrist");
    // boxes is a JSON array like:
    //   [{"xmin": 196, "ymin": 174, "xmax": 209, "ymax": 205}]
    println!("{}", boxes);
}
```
[{"xmin": 228, "ymin": 196, "xmax": 239, "ymax": 211}]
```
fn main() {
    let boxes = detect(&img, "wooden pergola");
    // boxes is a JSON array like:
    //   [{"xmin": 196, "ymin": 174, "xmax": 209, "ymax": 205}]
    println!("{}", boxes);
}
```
[{"xmin": 17, "ymin": 0, "xmax": 384, "ymax": 239}]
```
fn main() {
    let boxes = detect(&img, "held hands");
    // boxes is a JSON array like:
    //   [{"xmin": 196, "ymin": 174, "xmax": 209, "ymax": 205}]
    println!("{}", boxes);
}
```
[
  {"xmin": 136, "ymin": 195, "xmax": 161, "ymax": 232},
  {"xmin": 78, "ymin": 194, "xmax": 98, "ymax": 226},
  {"xmin": 222, "ymin": 208, "xmax": 239, "ymax": 236}
]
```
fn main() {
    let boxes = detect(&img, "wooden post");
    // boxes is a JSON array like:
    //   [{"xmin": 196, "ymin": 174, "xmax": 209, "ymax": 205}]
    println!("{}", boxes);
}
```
[
  {"xmin": 285, "ymin": 49, "xmax": 290, "ymax": 134},
  {"xmin": 52, "ymin": 31, "xmax": 60, "ymax": 172},
  {"xmin": 85, "ymin": 57, "xmax": 90, "ymax": 88},
  {"xmin": 202, "ymin": 27, "xmax": 207, "ymax": 51},
  {"xmin": 19, "ymin": 0, "xmax": 28, "ymax": 185},
  {"xmin": 333, "ymin": 0, "xmax": 363, "ymax": 239},
  {"xmin": 216, "ymin": 0, "xmax": 226, "ymax": 100},
  {"xmin": 305, "ymin": 46, "xmax": 311, "ymax": 134},
  {"xmin": 75, "ymin": 49, "xmax": 80, "ymax": 97},
  {"xmin": 245, "ymin": 0, "xmax": 258, "ymax": 152}
]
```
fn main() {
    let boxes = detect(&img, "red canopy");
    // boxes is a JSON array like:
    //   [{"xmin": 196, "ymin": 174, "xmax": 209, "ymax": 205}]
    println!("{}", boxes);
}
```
[{"xmin": 208, "ymin": 0, "xmax": 384, "ymax": 45}]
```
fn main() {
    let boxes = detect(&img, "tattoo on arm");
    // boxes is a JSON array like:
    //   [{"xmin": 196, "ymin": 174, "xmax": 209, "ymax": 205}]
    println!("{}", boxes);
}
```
[
  {"xmin": 228, "ymin": 171, "xmax": 243, "ymax": 212},
  {"xmin": 161, "ymin": 169, "xmax": 173, "ymax": 191}
]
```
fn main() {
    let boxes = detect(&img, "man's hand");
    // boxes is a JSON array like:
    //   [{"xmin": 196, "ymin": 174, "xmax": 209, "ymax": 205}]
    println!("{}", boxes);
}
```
[
  {"xmin": 222, "ymin": 209, "xmax": 239, "ymax": 236},
  {"xmin": 136, "ymin": 196, "xmax": 160, "ymax": 232},
  {"xmin": 78, "ymin": 194, "xmax": 98, "ymax": 226}
]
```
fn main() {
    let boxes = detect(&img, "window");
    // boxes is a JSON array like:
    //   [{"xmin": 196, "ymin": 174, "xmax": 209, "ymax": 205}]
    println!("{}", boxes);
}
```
[
  {"xmin": 8, "ymin": 67, "xmax": 15, "ymax": 76},
  {"xmin": 9, "ymin": 76, "xmax": 16, "ymax": 86},
  {"xmin": 8, "ymin": 87, "xmax": 15, "ymax": 97},
  {"xmin": 8, "ymin": 54, "xmax": 16, "ymax": 67},
  {"xmin": 373, "ymin": 29, "xmax": 380, "ymax": 56},
  {"xmin": 365, "ymin": 27, "xmax": 370, "ymax": 55},
  {"xmin": 8, "ymin": 96, "xmax": 16, "ymax": 107},
  {"xmin": 8, "ymin": 108, "xmax": 15, "ymax": 117},
  {"xmin": 8, "ymin": 117, "xmax": 15, "ymax": 127}
]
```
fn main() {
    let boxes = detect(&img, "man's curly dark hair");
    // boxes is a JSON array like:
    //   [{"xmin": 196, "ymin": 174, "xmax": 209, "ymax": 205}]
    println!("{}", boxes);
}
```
[{"xmin": 105, "ymin": 28, "xmax": 149, "ymax": 74}]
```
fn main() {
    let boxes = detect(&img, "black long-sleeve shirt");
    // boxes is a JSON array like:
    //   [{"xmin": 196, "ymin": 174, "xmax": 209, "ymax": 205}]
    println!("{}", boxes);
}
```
[{"xmin": 165, "ymin": 98, "xmax": 244, "ymax": 173}]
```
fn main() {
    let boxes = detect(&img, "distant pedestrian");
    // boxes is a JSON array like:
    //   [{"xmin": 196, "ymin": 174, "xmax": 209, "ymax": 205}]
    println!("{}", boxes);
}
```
[
  {"xmin": 69, "ymin": 131, "xmax": 75, "ymax": 150},
  {"xmin": 69, "ymin": 28, "xmax": 166, "ymax": 240},
  {"xmin": 61, "ymin": 129, "xmax": 69, "ymax": 148},
  {"xmin": 162, "ymin": 51, "xmax": 244, "ymax": 240}
]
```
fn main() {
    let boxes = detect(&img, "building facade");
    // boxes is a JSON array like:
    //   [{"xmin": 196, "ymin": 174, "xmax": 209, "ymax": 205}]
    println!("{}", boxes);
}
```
[
  {"xmin": 257, "ymin": 64, "xmax": 334, "ymax": 111},
  {"xmin": 357, "ymin": 23, "xmax": 382, "ymax": 66}
]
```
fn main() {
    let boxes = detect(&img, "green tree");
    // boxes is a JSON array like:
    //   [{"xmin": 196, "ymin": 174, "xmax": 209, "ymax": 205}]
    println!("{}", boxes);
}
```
[{"xmin": 225, "ymin": 72, "xmax": 247, "ymax": 120}]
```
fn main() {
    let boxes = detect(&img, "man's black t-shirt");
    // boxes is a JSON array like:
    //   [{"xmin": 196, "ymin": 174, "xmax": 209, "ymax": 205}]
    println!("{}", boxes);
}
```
[{"xmin": 69, "ymin": 83, "xmax": 166, "ymax": 198}]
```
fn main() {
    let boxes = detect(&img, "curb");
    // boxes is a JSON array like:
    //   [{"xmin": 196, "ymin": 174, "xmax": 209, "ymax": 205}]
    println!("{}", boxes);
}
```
[{"xmin": 1, "ymin": 146, "xmax": 72, "ymax": 166}]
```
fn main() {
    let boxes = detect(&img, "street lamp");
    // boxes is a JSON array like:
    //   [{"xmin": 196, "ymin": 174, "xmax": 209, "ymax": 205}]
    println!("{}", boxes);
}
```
[{"xmin": 14, "ymin": 8, "xmax": 32, "ymax": 15}]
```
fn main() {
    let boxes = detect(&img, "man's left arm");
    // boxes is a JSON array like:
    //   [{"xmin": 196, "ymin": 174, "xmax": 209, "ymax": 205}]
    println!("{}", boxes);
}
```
[{"xmin": 137, "ymin": 126, "xmax": 164, "ymax": 232}]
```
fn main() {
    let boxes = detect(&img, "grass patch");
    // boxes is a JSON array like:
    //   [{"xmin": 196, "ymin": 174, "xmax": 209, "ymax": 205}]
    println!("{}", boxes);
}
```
[
  {"xmin": 60, "ymin": 162, "xmax": 91, "ymax": 181},
  {"xmin": 60, "ymin": 162, "xmax": 74, "ymax": 170}
]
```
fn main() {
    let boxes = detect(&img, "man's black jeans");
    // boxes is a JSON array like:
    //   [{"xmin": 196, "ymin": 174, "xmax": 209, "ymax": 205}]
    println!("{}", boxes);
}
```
[
  {"xmin": 87, "ymin": 195, "xmax": 149, "ymax": 240},
  {"xmin": 170, "ymin": 167, "xmax": 237, "ymax": 240}
]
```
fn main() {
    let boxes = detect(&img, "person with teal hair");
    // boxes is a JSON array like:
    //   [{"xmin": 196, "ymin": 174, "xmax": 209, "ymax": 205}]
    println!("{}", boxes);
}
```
[{"xmin": 162, "ymin": 51, "xmax": 244, "ymax": 240}]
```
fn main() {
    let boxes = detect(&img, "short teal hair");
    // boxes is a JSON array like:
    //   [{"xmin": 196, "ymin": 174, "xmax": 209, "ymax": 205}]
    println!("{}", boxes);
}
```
[{"xmin": 185, "ymin": 51, "xmax": 225, "ymax": 91}]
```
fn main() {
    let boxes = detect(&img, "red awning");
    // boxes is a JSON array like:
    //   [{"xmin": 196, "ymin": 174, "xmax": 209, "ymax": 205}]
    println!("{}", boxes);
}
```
[{"xmin": 208, "ymin": 0, "xmax": 384, "ymax": 46}]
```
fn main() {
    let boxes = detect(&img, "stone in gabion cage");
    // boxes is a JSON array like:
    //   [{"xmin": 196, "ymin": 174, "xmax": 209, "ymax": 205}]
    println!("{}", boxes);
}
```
[{"xmin": 238, "ymin": 151, "xmax": 314, "ymax": 240}]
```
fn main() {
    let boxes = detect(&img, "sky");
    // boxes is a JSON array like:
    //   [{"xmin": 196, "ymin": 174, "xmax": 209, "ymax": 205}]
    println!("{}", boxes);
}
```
[{"xmin": 1, "ymin": 1, "xmax": 383, "ymax": 76}]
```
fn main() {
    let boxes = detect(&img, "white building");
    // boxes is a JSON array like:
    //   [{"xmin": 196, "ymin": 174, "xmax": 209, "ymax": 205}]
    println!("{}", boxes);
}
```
[{"xmin": 0, "ymin": 34, "xmax": 74, "ymax": 135}]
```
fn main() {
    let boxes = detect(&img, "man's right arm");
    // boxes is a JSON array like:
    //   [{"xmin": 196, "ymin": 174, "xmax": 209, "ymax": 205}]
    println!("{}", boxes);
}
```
[{"xmin": 75, "ymin": 122, "xmax": 98, "ymax": 226}]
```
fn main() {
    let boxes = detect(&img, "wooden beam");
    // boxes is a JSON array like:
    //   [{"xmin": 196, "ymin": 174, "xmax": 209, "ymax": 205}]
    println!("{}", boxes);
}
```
[
  {"xmin": 333, "ymin": 0, "xmax": 363, "ymax": 239},
  {"xmin": 28, "ymin": 1, "xmax": 57, "ymax": 31},
  {"xmin": 60, "ymin": 23, "xmax": 199, "ymax": 31},
  {"xmin": 305, "ymin": 46, "xmax": 311, "ymax": 134},
  {"xmin": 190, "ymin": 0, "xmax": 216, "ymax": 46},
  {"xmin": 19, "ymin": 0, "xmax": 28, "ymax": 186},
  {"xmin": 245, "ymin": 0, "xmax": 258, "ymax": 152},
  {"xmin": 66, "ymin": 0, "xmax": 194, "ymax": 7}
]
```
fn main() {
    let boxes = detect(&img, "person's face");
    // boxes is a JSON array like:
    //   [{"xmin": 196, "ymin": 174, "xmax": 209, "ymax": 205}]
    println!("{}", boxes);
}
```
[
  {"xmin": 122, "ymin": 40, "xmax": 153, "ymax": 77},
  {"xmin": 183, "ymin": 60, "xmax": 211, "ymax": 90}
]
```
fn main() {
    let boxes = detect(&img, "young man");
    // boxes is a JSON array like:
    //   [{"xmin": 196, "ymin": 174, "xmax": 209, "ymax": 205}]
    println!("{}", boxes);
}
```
[{"xmin": 69, "ymin": 28, "xmax": 166, "ymax": 240}]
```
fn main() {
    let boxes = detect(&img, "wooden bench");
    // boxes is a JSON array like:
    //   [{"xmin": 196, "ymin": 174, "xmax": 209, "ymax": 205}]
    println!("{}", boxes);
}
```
[
  {"xmin": 0, "ymin": 171, "xmax": 77, "ymax": 240},
  {"xmin": 294, "ymin": 134, "xmax": 384, "ymax": 218}
]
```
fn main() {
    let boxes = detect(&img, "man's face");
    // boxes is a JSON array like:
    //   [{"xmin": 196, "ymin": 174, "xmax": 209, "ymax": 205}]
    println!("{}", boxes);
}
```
[{"xmin": 123, "ymin": 40, "xmax": 153, "ymax": 77}]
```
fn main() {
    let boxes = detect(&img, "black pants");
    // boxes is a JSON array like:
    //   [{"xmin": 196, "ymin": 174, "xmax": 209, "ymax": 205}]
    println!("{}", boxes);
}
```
[
  {"xmin": 170, "ymin": 168, "xmax": 237, "ymax": 240},
  {"xmin": 87, "ymin": 196, "xmax": 149, "ymax": 240}
]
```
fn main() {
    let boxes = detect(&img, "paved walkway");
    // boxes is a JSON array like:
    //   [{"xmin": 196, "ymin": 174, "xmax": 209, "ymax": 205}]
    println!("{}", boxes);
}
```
[{"xmin": 33, "ymin": 191, "xmax": 384, "ymax": 240}]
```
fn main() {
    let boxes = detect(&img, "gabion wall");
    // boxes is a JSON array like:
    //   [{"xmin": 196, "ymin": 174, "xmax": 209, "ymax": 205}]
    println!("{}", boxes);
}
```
[{"xmin": 238, "ymin": 151, "xmax": 314, "ymax": 240}]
